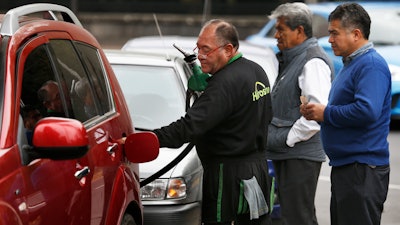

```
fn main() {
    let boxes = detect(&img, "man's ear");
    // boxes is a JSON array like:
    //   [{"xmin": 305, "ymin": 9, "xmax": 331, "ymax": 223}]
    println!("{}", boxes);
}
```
[
  {"xmin": 353, "ymin": 28, "xmax": 363, "ymax": 40},
  {"xmin": 224, "ymin": 44, "xmax": 235, "ymax": 56},
  {"xmin": 297, "ymin": 25, "xmax": 305, "ymax": 34}
]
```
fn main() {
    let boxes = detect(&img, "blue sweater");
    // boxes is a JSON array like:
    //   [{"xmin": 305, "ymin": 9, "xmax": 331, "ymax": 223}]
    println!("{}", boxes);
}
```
[{"xmin": 321, "ymin": 48, "xmax": 391, "ymax": 167}]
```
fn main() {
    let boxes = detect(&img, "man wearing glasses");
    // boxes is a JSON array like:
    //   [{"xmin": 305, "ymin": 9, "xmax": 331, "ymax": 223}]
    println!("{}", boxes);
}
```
[{"xmin": 154, "ymin": 19, "xmax": 273, "ymax": 225}]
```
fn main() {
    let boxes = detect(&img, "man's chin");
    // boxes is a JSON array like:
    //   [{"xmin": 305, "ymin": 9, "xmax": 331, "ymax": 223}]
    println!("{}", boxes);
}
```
[
  {"xmin": 200, "ymin": 66, "xmax": 211, "ymax": 74},
  {"xmin": 331, "ymin": 47, "xmax": 340, "ymax": 56}
]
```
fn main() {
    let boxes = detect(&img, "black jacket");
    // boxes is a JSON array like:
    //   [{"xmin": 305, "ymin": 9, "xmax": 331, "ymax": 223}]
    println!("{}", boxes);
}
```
[{"xmin": 154, "ymin": 55, "xmax": 272, "ymax": 162}]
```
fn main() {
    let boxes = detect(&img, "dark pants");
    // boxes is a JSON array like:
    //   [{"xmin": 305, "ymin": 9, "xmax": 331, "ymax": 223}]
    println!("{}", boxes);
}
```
[
  {"xmin": 273, "ymin": 159, "xmax": 321, "ymax": 225},
  {"xmin": 330, "ymin": 163, "xmax": 390, "ymax": 225},
  {"xmin": 201, "ymin": 158, "xmax": 272, "ymax": 225}
]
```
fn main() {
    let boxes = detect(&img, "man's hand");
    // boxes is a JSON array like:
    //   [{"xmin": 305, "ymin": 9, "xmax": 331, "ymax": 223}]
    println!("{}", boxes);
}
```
[{"xmin": 300, "ymin": 101, "xmax": 326, "ymax": 122}]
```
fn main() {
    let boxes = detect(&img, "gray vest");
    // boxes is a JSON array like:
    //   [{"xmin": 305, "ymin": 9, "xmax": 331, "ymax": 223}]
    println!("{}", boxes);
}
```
[{"xmin": 266, "ymin": 37, "xmax": 334, "ymax": 161}]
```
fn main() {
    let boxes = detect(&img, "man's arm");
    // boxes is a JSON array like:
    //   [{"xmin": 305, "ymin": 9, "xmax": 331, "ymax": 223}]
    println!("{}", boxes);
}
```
[{"xmin": 286, "ymin": 58, "xmax": 331, "ymax": 147}]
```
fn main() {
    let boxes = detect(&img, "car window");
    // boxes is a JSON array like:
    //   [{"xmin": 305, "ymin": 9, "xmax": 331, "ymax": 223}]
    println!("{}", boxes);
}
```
[
  {"xmin": 75, "ymin": 43, "xmax": 115, "ymax": 115},
  {"xmin": 21, "ymin": 44, "xmax": 57, "ymax": 116},
  {"xmin": 112, "ymin": 64, "xmax": 185, "ymax": 130},
  {"xmin": 20, "ymin": 39, "xmax": 114, "ymax": 126},
  {"xmin": 49, "ymin": 39, "xmax": 96, "ymax": 122},
  {"xmin": 49, "ymin": 40, "xmax": 116, "ymax": 123}
]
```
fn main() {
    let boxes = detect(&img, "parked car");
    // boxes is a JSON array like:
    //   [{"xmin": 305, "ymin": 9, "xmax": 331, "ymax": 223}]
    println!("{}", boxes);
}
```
[
  {"xmin": 246, "ymin": 1, "xmax": 400, "ymax": 120},
  {"xmin": 121, "ymin": 35, "xmax": 278, "ymax": 87},
  {"xmin": 0, "ymin": 3, "xmax": 158, "ymax": 225},
  {"xmin": 105, "ymin": 46, "xmax": 281, "ymax": 224},
  {"xmin": 105, "ymin": 49, "xmax": 203, "ymax": 225},
  {"xmin": 122, "ymin": 35, "xmax": 281, "ymax": 219}
]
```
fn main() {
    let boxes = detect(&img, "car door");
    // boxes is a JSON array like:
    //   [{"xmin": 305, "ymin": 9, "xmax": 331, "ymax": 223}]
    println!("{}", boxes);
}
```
[
  {"xmin": 71, "ymin": 42, "xmax": 129, "ymax": 224},
  {"xmin": 44, "ymin": 36, "xmax": 128, "ymax": 224},
  {"xmin": 15, "ymin": 32, "xmax": 93, "ymax": 224},
  {"xmin": 16, "ymin": 30, "xmax": 127, "ymax": 224}
]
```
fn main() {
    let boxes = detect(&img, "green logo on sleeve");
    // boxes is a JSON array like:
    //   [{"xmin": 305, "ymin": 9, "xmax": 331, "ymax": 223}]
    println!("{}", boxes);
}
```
[{"xmin": 252, "ymin": 81, "xmax": 270, "ymax": 101}]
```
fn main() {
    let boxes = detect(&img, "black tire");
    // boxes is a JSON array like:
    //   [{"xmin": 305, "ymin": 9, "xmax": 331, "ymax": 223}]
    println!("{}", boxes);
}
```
[{"xmin": 121, "ymin": 213, "xmax": 137, "ymax": 225}]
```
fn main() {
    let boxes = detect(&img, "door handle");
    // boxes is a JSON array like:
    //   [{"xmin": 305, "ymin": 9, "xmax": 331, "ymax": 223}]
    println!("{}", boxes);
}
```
[
  {"xmin": 75, "ymin": 166, "xmax": 90, "ymax": 180},
  {"xmin": 107, "ymin": 143, "xmax": 118, "ymax": 155}
]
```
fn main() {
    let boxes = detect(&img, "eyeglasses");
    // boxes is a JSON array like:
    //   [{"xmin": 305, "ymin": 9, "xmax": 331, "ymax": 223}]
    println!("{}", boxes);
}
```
[{"xmin": 193, "ymin": 45, "xmax": 225, "ymax": 59}]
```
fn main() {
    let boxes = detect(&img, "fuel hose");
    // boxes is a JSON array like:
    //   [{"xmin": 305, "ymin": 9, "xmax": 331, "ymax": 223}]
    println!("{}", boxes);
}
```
[
  {"xmin": 140, "ymin": 142, "xmax": 194, "ymax": 187},
  {"xmin": 140, "ymin": 44, "xmax": 201, "ymax": 188}
]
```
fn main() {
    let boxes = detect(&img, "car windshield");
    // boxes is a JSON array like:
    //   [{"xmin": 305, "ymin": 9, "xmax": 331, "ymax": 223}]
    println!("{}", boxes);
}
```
[
  {"xmin": 369, "ymin": 9, "xmax": 400, "ymax": 45},
  {"xmin": 112, "ymin": 64, "xmax": 185, "ymax": 130}
]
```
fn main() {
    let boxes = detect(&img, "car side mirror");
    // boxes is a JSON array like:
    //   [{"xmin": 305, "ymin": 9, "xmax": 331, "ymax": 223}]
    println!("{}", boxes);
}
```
[
  {"xmin": 124, "ymin": 132, "xmax": 159, "ymax": 163},
  {"xmin": 22, "ymin": 117, "xmax": 89, "ymax": 165}
]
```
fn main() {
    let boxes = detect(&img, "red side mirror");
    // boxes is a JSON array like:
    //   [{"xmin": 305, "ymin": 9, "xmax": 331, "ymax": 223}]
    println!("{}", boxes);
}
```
[
  {"xmin": 24, "ymin": 117, "xmax": 89, "ymax": 163},
  {"xmin": 124, "ymin": 132, "xmax": 159, "ymax": 163}
]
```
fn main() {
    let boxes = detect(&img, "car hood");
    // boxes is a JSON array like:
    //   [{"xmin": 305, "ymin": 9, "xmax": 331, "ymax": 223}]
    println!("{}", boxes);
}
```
[{"xmin": 139, "ymin": 143, "xmax": 202, "ymax": 179}]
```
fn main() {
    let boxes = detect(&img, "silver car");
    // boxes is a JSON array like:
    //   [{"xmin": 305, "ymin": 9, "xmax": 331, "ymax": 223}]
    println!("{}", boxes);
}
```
[
  {"xmin": 121, "ymin": 35, "xmax": 278, "ymax": 87},
  {"xmin": 105, "ymin": 49, "xmax": 203, "ymax": 225}
]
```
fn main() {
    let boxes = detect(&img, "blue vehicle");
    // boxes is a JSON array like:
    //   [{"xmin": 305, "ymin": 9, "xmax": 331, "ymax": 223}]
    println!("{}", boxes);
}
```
[{"xmin": 246, "ymin": 1, "xmax": 400, "ymax": 120}]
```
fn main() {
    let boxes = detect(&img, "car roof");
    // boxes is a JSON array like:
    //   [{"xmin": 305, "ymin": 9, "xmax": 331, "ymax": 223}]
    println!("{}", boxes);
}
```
[
  {"xmin": 122, "ymin": 35, "xmax": 195, "ymax": 51},
  {"xmin": 104, "ymin": 49, "xmax": 191, "ymax": 90},
  {"xmin": 104, "ymin": 49, "xmax": 183, "ymax": 67},
  {"xmin": 0, "ymin": 3, "xmax": 82, "ymax": 36},
  {"xmin": 121, "ymin": 35, "xmax": 278, "ymax": 87},
  {"xmin": 122, "ymin": 35, "xmax": 276, "ymax": 56}
]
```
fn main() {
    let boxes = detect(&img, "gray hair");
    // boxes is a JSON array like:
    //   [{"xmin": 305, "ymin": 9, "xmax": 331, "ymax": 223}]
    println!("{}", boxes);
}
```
[{"xmin": 269, "ymin": 2, "xmax": 313, "ymax": 38}]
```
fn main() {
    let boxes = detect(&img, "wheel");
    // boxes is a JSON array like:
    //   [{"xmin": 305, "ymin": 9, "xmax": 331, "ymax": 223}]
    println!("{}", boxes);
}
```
[{"xmin": 121, "ymin": 213, "xmax": 137, "ymax": 225}]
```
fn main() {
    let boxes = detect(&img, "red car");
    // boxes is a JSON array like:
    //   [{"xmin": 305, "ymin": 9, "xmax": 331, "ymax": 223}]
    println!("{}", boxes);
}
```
[{"xmin": 0, "ymin": 3, "xmax": 158, "ymax": 225}]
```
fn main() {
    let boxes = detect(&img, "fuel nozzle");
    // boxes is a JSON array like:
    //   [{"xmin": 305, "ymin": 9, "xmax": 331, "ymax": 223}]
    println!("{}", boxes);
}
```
[
  {"xmin": 173, "ymin": 43, "xmax": 210, "ymax": 92},
  {"xmin": 172, "ymin": 43, "xmax": 197, "ymax": 64}
]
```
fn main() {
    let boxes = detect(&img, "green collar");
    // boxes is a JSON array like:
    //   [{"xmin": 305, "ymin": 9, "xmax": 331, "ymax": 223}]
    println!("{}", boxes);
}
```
[{"xmin": 228, "ymin": 52, "xmax": 243, "ymax": 64}]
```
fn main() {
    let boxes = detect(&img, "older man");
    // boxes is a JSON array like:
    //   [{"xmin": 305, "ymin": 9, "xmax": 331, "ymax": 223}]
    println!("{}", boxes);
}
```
[{"xmin": 154, "ymin": 19, "xmax": 273, "ymax": 225}]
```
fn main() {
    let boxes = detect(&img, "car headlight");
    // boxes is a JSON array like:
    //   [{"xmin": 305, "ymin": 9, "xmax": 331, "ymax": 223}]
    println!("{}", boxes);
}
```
[
  {"xmin": 389, "ymin": 64, "xmax": 400, "ymax": 81},
  {"xmin": 140, "ymin": 178, "xmax": 187, "ymax": 200}
]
